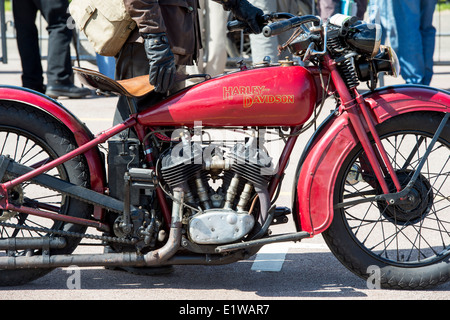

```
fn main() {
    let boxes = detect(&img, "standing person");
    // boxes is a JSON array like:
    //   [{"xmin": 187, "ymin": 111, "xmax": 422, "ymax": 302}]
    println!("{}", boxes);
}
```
[{"xmin": 12, "ymin": 0, "xmax": 91, "ymax": 98}]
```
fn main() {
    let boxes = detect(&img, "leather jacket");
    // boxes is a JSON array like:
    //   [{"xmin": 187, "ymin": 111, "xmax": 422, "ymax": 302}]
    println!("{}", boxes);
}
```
[{"xmin": 123, "ymin": 0, "xmax": 202, "ymax": 65}]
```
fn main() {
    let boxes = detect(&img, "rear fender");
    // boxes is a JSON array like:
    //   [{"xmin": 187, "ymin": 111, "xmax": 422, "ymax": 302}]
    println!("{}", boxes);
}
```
[
  {"xmin": 0, "ymin": 86, "xmax": 106, "ymax": 219},
  {"xmin": 294, "ymin": 85, "xmax": 450, "ymax": 236}
]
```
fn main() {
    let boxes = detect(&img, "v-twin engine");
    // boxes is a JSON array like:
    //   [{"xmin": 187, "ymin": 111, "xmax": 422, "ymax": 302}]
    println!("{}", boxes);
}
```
[{"xmin": 160, "ymin": 137, "xmax": 274, "ymax": 245}]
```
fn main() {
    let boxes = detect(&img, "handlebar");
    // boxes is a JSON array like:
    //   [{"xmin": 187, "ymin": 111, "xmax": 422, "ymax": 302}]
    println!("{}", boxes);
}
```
[
  {"xmin": 227, "ymin": 13, "xmax": 321, "ymax": 37},
  {"xmin": 227, "ymin": 20, "xmax": 251, "ymax": 33},
  {"xmin": 262, "ymin": 15, "xmax": 321, "ymax": 37}
]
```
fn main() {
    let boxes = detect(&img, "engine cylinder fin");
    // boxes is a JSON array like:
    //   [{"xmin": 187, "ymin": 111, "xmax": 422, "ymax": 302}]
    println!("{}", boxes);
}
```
[
  {"xmin": 231, "ymin": 163, "xmax": 271, "ymax": 187},
  {"xmin": 161, "ymin": 162, "xmax": 203, "ymax": 187}
]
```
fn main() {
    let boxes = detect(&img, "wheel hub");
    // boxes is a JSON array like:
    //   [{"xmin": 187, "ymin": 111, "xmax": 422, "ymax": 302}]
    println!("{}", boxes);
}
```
[
  {"xmin": 378, "ymin": 170, "xmax": 433, "ymax": 225},
  {"xmin": 0, "ymin": 173, "xmax": 24, "ymax": 222}
]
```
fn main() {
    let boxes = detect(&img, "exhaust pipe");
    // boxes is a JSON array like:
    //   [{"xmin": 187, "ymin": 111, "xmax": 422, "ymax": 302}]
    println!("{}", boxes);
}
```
[
  {"xmin": 0, "ymin": 188, "xmax": 184, "ymax": 270},
  {"xmin": 143, "ymin": 187, "xmax": 183, "ymax": 266}
]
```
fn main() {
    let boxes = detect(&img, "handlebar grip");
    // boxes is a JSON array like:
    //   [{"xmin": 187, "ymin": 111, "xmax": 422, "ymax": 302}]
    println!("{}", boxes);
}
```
[
  {"xmin": 262, "ymin": 20, "xmax": 293, "ymax": 37},
  {"xmin": 263, "ymin": 15, "xmax": 321, "ymax": 37},
  {"xmin": 227, "ymin": 20, "xmax": 248, "ymax": 32}
]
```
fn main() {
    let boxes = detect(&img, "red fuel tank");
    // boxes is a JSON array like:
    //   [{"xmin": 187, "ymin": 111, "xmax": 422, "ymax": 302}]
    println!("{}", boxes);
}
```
[{"xmin": 137, "ymin": 65, "xmax": 317, "ymax": 127}]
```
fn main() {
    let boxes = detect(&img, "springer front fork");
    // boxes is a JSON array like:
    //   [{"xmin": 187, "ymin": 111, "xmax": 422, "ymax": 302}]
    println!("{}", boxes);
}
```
[{"xmin": 325, "ymin": 54, "xmax": 449, "ymax": 205}]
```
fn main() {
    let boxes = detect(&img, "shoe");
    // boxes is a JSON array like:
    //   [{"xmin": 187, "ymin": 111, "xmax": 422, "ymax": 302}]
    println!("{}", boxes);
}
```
[{"xmin": 45, "ymin": 83, "xmax": 92, "ymax": 99}]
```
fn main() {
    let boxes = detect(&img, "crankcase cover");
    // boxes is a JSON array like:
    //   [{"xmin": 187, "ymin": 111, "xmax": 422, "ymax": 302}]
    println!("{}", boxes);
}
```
[{"xmin": 188, "ymin": 209, "xmax": 255, "ymax": 244}]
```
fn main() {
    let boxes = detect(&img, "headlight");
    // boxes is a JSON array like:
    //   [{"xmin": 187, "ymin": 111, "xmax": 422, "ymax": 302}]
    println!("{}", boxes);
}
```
[
  {"xmin": 384, "ymin": 45, "xmax": 400, "ymax": 77},
  {"xmin": 373, "ymin": 45, "xmax": 400, "ymax": 77},
  {"xmin": 346, "ymin": 23, "xmax": 382, "ymax": 58},
  {"xmin": 355, "ymin": 45, "xmax": 401, "ymax": 82}
]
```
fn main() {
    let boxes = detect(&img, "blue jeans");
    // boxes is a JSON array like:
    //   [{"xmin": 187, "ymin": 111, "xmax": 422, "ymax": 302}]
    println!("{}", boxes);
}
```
[
  {"xmin": 393, "ymin": 0, "xmax": 437, "ymax": 85},
  {"xmin": 371, "ymin": 0, "xmax": 437, "ymax": 85}
]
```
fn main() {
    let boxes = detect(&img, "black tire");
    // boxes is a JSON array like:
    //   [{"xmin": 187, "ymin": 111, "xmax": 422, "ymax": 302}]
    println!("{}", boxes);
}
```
[
  {"xmin": 324, "ymin": 112, "xmax": 450, "ymax": 289},
  {"xmin": 0, "ymin": 100, "xmax": 92, "ymax": 286}
]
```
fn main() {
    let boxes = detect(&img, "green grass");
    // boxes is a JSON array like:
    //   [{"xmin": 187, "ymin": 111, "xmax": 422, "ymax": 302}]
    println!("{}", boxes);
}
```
[
  {"xmin": 437, "ymin": 2, "xmax": 450, "ymax": 11},
  {"xmin": 4, "ymin": 0, "xmax": 10, "ymax": 12}
]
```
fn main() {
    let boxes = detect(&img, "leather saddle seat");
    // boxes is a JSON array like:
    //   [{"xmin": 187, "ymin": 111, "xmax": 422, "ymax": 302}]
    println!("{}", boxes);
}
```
[{"xmin": 73, "ymin": 66, "xmax": 154, "ymax": 98}]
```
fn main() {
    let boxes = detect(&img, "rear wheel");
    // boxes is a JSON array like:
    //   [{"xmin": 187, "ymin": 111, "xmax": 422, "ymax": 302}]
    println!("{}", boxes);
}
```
[
  {"xmin": 324, "ymin": 112, "xmax": 450, "ymax": 289},
  {"xmin": 0, "ymin": 101, "xmax": 92, "ymax": 286}
]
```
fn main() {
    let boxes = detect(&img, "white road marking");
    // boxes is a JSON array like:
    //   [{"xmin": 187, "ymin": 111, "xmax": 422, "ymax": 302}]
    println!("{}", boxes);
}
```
[
  {"xmin": 251, "ymin": 242, "xmax": 328, "ymax": 272},
  {"xmin": 251, "ymin": 243, "xmax": 291, "ymax": 272}
]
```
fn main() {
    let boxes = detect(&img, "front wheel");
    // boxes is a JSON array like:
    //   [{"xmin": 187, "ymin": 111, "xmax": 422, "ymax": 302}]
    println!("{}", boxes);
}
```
[{"xmin": 324, "ymin": 112, "xmax": 450, "ymax": 289}]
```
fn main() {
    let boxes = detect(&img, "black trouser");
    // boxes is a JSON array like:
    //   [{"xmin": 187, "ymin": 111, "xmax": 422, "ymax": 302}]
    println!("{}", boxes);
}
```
[
  {"xmin": 113, "ymin": 42, "xmax": 185, "ymax": 134},
  {"xmin": 113, "ymin": 42, "xmax": 148, "ymax": 128},
  {"xmin": 12, "ymin": 0, "xmax": 73, "ymax": 90}
]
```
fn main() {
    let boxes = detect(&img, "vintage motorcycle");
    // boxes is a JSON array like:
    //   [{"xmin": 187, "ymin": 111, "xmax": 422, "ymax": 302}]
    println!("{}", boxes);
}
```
[{"xmin": 0, "ymin": 13, "xmax": 449, "ymax": 289}]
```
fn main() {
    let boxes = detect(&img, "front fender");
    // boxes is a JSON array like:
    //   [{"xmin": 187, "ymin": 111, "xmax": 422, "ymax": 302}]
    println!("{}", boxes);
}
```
[
  {"xmin": 295, "ymin": 84, "xmax": 450, "ymax": 236},
  {"xmin": 0, "ymin": 86, "xmax": 106, "ymax": 219}
]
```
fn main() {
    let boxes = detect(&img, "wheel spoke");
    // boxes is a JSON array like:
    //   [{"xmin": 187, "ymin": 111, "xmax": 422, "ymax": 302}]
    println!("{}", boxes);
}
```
[
  {"xmin": 339, "ymin": 130, "xmax": 450, "ymax": 265},
  {"xmin": 0, "ymin": 128, "xmax": 67, "ymax": 254}
]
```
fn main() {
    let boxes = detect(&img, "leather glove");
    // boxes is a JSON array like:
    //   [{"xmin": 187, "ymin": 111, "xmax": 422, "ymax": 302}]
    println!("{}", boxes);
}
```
[
  {"xmin": 143, "ymin": 33, "xmax": 176, "ymax": 93},
  {"xmin": 218, "ymin": 0, "xmax": 264, "ymax": 34}
]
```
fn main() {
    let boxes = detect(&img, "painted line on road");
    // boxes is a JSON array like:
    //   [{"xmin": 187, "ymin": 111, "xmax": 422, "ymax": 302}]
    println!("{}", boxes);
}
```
[
  {"xmin": 251, "ymin": 243, "xmax": 291, "ymax": 272},
  {"xmin": 251, "ymin": 242, "xmax": 328, "ymax": 272}
]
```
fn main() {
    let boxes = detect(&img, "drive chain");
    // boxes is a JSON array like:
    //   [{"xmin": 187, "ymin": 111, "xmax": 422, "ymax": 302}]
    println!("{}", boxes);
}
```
[{"xmin": 0, "ymin": 221, "xmax": 137, "ymax": 245}]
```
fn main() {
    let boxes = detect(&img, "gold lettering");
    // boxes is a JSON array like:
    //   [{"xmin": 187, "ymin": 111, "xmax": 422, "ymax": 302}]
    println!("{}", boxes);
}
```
[
  {"xmin": 243, "ymin": 95, "xmax": 253, "ymax": 108},
  {"xmin": 222, "ymin": 87, "xmax": 294, "ymax": 108},
  {"xmin": 223, "ymin": 87, "xmax": 233, "ymax": 100}
]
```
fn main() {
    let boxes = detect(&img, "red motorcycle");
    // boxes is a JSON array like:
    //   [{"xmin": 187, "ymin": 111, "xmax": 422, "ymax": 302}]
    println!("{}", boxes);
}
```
[{"xmin": 0, "ymin": 13, "xmax": 449, "ymax": 289}]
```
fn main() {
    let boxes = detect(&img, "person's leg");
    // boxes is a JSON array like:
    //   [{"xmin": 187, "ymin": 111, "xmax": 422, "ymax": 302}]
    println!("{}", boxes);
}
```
[
  {"xmin": 392, "ymin": 0, "xmax": 425, "ymax": 84},
  {"xmin": 203, "ymin": 0, "xmax": 228, "ymax": 76},
  {"xmin": 39, "ymin": 0, "xmax": 91, "ymax": 98},
  {"xmin": 420, "ymin": 0, "xmax": 437, "ymax": 85},
  {"xmin": 186, "ymin": 0, "xmax": 205, "ymax": 77},
  {"xmin": 186, "ymin": 0, "xmax": 227, "ymax": 78},
  {"xmin": 12, "ymin": 0, "xmax": 45, "ymax": 92},
  {"xmin": 248, "ymin": 0, "xmax": 278, "ymax": 63},
  {"xmin": 114, "ymin": 42, "xmax": 149, "ymax": 127},
  {"xmin": 38, "ymin": 0, "xmax": 72, "ymax": 85}
]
